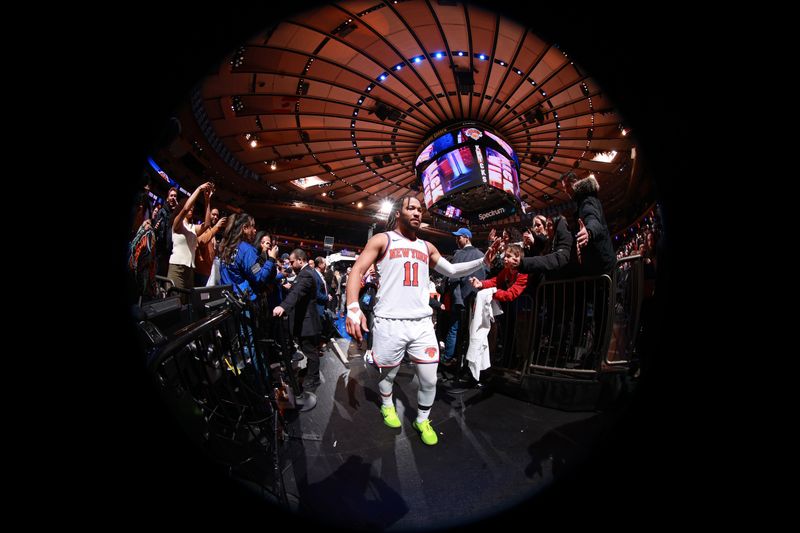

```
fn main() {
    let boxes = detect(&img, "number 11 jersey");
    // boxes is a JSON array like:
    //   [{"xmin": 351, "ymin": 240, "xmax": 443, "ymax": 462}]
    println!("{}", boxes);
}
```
[{"xmin": 373, "ymin": 230, "xmax": 432, "ymax": 319}]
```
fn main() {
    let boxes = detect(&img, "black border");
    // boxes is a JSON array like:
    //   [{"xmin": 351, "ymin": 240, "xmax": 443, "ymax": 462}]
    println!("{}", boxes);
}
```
[{"xmin": 99, "ymin": 2, "xmax": 703, "ymax": 529}]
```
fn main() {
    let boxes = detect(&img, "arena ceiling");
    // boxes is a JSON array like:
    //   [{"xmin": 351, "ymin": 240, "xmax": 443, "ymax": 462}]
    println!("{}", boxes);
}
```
[{"xmin": 153, "ymin": 0, "xmax": 648, "ymax": 233}]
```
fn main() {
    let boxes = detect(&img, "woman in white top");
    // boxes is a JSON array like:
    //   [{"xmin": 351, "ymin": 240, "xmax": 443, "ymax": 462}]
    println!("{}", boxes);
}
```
[{"xmin": 167, "ymin": 182, "xmax": 213, "ymax": 299}]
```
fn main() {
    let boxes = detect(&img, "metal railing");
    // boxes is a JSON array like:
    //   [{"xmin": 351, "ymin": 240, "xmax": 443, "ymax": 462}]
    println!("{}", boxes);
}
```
[
  {"xmin": 141, "ymin": 291, "xmax": 296, "ymax": 505},
  {"xmin": 490, "ymin": 256, "xmax": 644, "ymax": 382},
  {"xmin": 606, "ymin": 255, "xmax": 644, "ymax": 366}
]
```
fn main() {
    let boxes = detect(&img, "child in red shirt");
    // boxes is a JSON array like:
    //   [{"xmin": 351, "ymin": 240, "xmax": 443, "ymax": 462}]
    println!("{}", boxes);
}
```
[{"xmin": 469, "ymin": 244, "xmax": 527, "ymax": 301}]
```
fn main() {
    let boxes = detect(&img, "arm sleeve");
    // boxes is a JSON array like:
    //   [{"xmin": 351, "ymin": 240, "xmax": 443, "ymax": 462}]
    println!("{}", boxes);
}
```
[{"xmin": 434, "ymin": 257, "xmax": 485, "ymax": 278}]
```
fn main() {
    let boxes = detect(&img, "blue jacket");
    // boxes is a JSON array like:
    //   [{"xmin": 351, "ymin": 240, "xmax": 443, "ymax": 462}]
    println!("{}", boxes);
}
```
[
  {"xmin": 220, "ymin": 241, "xmax": 277, "ymax": 300},
  {"xmin": 313, "ymin": 269, "xmax": 328, "ymax": 317}
]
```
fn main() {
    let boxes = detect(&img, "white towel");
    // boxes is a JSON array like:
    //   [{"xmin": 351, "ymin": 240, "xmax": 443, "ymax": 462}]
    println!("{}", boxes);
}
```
[{"xmin": 465, "ymin": 288, "xmax": 503, "ymax": 381}]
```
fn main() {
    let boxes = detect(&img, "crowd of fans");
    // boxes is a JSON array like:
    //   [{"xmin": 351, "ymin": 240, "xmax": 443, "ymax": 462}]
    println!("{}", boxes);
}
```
[
  {"xmin": 129, "ymin": 171, "xmax": 659, "ymax": 390},
  {"xmin": 614, "ymin": 206, "xmax": 661, "ymax": 264}
]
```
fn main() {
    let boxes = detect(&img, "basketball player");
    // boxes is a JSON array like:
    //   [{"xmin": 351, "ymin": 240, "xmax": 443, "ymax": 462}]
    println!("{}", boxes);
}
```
[{"xmin": 345, "ymin": 197, "xmax": 487, "ymax": 445}]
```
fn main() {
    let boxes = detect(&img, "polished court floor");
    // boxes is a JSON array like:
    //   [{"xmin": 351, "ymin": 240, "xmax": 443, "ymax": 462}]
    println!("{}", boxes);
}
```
[
  {"xmin": 120, "ymin": 334, "xmax": 649, "ymax": 532},
  {"xmin": 276, "ymin": 339, "xmax": 617, "ymax": 531}
]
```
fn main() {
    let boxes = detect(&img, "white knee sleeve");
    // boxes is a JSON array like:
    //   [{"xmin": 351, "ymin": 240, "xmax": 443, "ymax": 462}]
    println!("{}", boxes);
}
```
[
  {"xmin": 378, "ymin": 365, "xmax": 401, "ymax": 397},
  {"xmin": 415, "ymin": 363, "xmax": 438, "ymax": 407}
]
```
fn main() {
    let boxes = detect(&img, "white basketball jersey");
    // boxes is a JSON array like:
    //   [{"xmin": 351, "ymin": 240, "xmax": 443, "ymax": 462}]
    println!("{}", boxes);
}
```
[{"xmin": 373, "ymin": 231, "xmax": 432, "ymax": 319}]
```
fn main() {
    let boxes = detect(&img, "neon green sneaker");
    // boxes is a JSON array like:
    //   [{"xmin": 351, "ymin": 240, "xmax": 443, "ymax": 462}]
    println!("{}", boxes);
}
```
[
  {"xmin": 413, "ymin": 419, "xmax": 438, "ymax": 445},
  {"xmin": 381, "ymin": 405, "xmax": 401, "ymax": 428}
]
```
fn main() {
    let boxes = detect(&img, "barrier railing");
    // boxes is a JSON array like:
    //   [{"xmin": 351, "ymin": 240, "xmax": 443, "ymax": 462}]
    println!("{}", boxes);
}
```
[
  {"xmin": 606, "ymin": 255, "xmax": 643, "ymax": 366},
  {"xmin": 490, "ymin": 256, "xmax": 644, "ymax": 382},
  {"xmin": 141, "ymin": 290, "xmax": 296, "ymax": 505}
]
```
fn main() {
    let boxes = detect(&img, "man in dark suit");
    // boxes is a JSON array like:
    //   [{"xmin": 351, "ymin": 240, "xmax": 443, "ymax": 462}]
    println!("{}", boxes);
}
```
[
  {"xmin": 273, "ymin": 248, "xmax": 323, "ymax": 391},
  {"xmin": 314, "ymin": 257, "xmax": 335, "ymax": 342}
]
